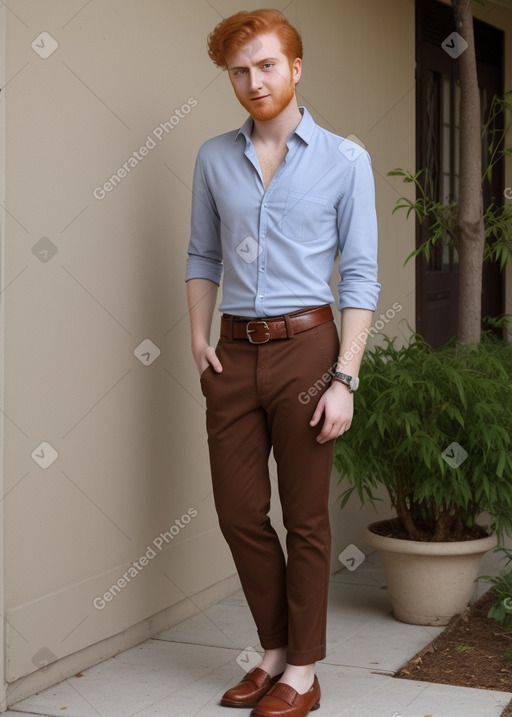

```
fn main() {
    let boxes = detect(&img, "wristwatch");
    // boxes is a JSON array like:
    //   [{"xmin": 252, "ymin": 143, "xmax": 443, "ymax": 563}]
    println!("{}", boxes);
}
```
[{"xmin": 332, "ymin": 372, "xmax": 359, "ymax": 393}]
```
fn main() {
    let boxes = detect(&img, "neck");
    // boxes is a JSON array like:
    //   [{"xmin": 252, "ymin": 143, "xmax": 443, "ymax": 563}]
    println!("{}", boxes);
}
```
[{"xmin": 251, "ymin": 97, "xmax": 302, "ymax": 146}]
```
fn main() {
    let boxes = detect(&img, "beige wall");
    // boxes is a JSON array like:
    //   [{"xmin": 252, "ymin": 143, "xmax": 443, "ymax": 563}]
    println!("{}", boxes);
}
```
[
  {"xmin": 4, "ymin": 0, "xmax": 508, "ymax": 708},
  {"xmin": 0, "ymin": 0, "xmax": 6, "ymax": 710}
]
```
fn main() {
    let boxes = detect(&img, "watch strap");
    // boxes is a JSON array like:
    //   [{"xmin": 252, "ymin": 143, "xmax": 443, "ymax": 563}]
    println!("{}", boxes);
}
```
[{"xmin": 332, "ymin": 371, "xmax": 358, "ymax": 392}]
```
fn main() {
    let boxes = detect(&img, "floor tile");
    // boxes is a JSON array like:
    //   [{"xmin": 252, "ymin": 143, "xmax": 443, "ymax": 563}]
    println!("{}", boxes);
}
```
[
  {"xmin": 330, "ymin": 551, "xmax": 387, "ymax": 588},
  {"xmin": 10, "ymin": 641, "xmax": 237, "ymax": 717},
  {"xmin": 326, "ymin": 581, "xmax": 393, "ymax": 650},
  {"xmin": 154, "ymin": 602, "xmax": 261, "ymax": 651},
  {"xmin": 325, "ymin": 611, "xmax": 444, "ymax": 672},
  {"xmin": 120, "ymin": 647, "xmax": 255, "ymax": 717},
  {"xmin": 339, "ymin": 675, "xmax": 512, "ymax": 717},
  {"xmin": 216, "ymin": 588, "xmax": 248, "ymax": 607},
  {"xmin": 303, "ymin": 663, "xmax": 391, "ymax": 717}
]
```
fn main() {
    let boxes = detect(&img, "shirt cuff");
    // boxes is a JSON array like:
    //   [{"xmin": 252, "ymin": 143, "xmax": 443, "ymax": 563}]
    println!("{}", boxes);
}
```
[
  {"xmin": 185, "ymin": 255, "xmax": 222, "ymax": 284},
  {"xmin": 338, "ymin": 281, "xmax": 381, "ymax": 312}
]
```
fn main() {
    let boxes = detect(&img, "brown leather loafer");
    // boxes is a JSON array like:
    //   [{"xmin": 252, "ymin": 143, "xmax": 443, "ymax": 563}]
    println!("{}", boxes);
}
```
[
  {"xmin": 220, "ymin": 667, "xmax": 284, "ymax": 708},
  {"xmin": 250, "ymin": 675, "xmax": 321, "ymax": 716}
]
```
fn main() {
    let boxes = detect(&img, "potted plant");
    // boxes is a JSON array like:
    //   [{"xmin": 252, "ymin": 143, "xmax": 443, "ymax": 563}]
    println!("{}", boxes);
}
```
[
  {"xmin": 337, "ymin": 3, "xmax": 512, "ymax": 623},
  {"xmin": 334, "ymin": 45, "xmax": 512, "ymax": 622},
  {"xmin": 333, "ymin": 331, "xmax": 512, "ymax": 625}
]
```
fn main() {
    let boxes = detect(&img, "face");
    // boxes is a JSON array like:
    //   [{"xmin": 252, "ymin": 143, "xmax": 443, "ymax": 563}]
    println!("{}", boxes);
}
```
[{"xmin": 226, "ymin": 32, "xmax": 302, "ymax": 122}]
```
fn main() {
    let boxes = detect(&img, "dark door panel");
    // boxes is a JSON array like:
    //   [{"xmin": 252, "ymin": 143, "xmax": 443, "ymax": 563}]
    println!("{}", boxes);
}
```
[{"xmin": 416, "ymin": 0, "xmax": 504, "ymax": 348}]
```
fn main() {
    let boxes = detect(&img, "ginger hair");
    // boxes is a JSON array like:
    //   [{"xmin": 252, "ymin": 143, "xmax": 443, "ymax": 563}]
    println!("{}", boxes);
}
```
[{"xmin": 207, "ymin": 8, "xmax": 303, "ymax": 69}]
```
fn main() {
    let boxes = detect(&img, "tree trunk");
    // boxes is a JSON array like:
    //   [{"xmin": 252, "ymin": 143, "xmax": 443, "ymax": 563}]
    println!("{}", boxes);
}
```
[
  {"xmin": 452, "ymin": 0, "xmax": 486, "ymax": 344},
  {"xmin": 395, "ymin": 492, "xmax": 429, "ymax": 541}
]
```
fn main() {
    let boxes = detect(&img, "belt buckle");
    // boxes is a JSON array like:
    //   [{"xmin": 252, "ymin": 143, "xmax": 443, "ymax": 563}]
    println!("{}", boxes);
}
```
[{"xmin": 246, "ymin": 320, "xmax": 271, "ymax": 344}]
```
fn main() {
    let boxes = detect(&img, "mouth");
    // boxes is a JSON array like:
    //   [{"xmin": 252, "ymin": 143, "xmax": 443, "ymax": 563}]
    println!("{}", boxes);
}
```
[{"xmin": 250, "ymin": 95, "xmax": 270, "ymax": 102}]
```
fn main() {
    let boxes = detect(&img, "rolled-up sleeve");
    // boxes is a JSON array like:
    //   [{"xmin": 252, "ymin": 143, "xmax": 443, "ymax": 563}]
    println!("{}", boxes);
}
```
[
  {"xmin": 185, "ymin": 146, "xmax": 223, "ymax": 284},
  {"xmin": 336, "ymin": 150, "xmax": 381, "ymax": 311}
]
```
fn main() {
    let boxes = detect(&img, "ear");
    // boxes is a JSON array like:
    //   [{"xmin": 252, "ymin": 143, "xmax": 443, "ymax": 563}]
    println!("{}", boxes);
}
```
[{"xmin": 291, "ymin": 57, "xmax": 302, "ymax": 85}]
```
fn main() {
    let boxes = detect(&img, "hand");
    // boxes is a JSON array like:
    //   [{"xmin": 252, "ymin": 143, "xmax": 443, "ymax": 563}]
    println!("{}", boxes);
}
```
[
  {"xmin": 310, "ymin": 382, "xmax": 354, "ymax": 444},
  {"xmin": 192, "ymin": 341, "xmax": 223, "ymax": 377}
]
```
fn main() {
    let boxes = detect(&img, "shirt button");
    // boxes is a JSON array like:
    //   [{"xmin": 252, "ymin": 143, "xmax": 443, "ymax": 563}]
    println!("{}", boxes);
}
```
[
  {"xmin": 263, "ymin": 203, "xmax": 268, "ymax": 208},
  {"xmin": 260, "ymin": 266, "xmax": 264, "ymax": 271}
]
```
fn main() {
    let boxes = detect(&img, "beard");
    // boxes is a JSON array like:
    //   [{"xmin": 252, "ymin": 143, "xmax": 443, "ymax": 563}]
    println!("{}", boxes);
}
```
[{"xmin": 235, "ymin": 80, "xmax": 296, "ymax": 122}]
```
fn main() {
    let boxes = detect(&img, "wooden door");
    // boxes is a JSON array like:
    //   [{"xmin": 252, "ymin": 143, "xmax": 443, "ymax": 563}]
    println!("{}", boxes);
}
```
[{"xmin": 416, "ymin": 0, "xmax": 504, "ymax": 348}]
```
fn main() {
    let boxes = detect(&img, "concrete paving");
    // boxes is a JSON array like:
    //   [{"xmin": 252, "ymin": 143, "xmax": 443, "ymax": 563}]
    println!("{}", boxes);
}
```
[{"xmin": 6, "ymin": 550, "xmax": 512, "ymax": 717}]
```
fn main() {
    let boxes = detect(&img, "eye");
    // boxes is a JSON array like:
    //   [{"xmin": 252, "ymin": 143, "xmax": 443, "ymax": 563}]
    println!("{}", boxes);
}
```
[{"xmin": 262, "ymin": 63, "xmax": 274, "ymax": 70}]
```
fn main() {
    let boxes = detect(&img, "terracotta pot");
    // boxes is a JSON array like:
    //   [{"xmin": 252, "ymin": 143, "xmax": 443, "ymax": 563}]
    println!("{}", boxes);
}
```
[{"xmin": 363, "ymin": 520, "xmax": 498, "ymax": 626}]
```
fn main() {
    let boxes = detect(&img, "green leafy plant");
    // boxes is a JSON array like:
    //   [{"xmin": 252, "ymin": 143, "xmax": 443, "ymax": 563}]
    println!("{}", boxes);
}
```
[
  {"xmin": 388, "ymin": 167, "xmax": 512, "ymax": 272},
  {"xmin": 337, "ymin": 90, "xmax": 512, "ymax": 543},
  {"xmin": 333, "ymin": 332, "xmax": 512, "ymax": 542},
  {"xmin": 388, "ymin": 91, "xmax": 512, "ymax": 274},
  {"xmin": 480, "ymin": 547, "xmax": 512, "ymax": 631}
]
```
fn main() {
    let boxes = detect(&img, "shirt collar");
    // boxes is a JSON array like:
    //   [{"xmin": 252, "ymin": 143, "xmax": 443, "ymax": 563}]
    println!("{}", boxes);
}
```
[{"xmin": 235, "ymin": 106, "xmax": 315, "ymax": 146}]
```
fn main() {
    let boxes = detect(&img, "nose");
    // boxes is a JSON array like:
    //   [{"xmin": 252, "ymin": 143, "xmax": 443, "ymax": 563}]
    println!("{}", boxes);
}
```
[{"xmin": 248, "ymin": 68, "xmax": 263, "ymax": 92}]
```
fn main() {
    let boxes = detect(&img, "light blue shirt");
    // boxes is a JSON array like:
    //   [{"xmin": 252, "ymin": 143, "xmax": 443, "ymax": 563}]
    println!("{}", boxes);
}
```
[{"xmin": 185, "ymin": 107, "xmax": 380, "ymax": 317}]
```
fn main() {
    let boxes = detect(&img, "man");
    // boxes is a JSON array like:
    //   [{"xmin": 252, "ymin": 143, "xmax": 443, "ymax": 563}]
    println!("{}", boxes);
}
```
[{"xmin": 185, "ymin": 9, "xmax": 380, "ymax": 716}]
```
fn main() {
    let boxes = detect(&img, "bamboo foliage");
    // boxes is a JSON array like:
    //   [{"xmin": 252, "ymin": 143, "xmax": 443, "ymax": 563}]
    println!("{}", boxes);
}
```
[{"xmin": 334, "ymin": 334, "xmax": 512, "ymax": 542}]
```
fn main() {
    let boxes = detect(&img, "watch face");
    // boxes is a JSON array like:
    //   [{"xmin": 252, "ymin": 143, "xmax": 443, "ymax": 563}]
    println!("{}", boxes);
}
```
[{"xmin": 350, "ymin": 376, "xmax": 360, "ymax": 392}]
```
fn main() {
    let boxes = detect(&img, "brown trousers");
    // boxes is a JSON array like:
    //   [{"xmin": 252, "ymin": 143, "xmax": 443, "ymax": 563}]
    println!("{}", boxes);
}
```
[{"xmin": 200, "ymin": 313, "xmax": 340, "ymax": 665}]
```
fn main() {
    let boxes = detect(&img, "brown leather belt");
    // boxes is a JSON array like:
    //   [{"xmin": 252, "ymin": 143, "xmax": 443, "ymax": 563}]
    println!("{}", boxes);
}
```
[{"xmin": 221, "ymin": 305, "xmax": 333, "ymax": 344}]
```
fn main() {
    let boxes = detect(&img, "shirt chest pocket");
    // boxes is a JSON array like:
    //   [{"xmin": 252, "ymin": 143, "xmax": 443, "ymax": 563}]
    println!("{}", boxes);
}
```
[{"xmin": 281, "ymin": 190, "xmax": 332, "ymax": 242}]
